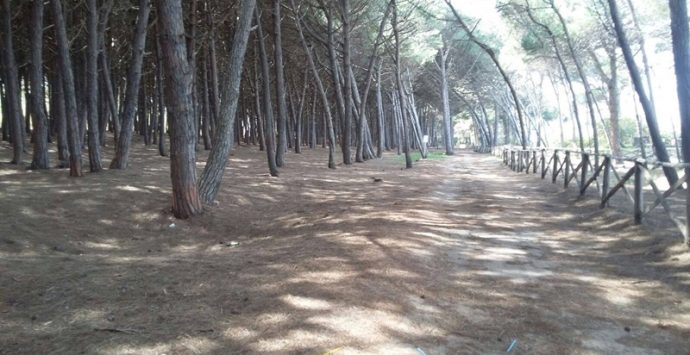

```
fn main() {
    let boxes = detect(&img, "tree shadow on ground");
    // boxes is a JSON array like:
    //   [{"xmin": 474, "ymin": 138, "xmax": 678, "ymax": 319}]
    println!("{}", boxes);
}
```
[{"xmin": 0, "ymin": 144, "xmax": 688, "ymax": 354}]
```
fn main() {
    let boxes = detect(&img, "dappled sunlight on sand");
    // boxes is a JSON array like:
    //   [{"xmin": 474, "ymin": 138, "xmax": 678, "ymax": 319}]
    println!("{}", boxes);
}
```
[{"xmin": 0, "ymin": 146, "xmax": 688, "ymax": 354}]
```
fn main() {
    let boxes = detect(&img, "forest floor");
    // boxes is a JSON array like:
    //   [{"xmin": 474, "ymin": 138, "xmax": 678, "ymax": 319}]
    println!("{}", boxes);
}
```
[{"xmin": 1, "ymin": 142, "xmax": 689, "ymax": 354}]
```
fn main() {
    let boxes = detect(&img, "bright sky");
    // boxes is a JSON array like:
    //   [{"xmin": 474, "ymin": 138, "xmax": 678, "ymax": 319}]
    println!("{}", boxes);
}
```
[{"xmin": 447, "ymin": 0, "xmax": 680, "ymax": 136}]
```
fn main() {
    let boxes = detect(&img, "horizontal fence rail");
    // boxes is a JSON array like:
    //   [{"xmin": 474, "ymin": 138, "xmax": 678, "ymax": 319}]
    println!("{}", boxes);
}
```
[{"xmin": 483, "ymin": 145, "xmax": 690, "ymax": 247}]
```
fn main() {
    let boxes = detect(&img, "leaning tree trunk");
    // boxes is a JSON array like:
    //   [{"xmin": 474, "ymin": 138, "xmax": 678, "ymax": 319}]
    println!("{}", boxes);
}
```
[
  {"xmin": 156, "ymin": 0, "xmax": 204, "ymax": 218},
  {"xmin": 197, "ymin": 0, "xmax": 256, "ymax": 204},
  {"xmin": 52, "ymin": 0, "xmax": 83, "ymax": 177},
  {"xmin": 86, "ymin": 0, "xmax": 102, "ymax": 172},
  {"xmin": 354, "ymin": 0, "xmax": 393, "ymax": 162},
  {"xmin": 110, "ymin": 0, "xmax": 151, "ymax": 169},
  {"xmin": 2, "ymin": 0, "xmax": 25, "ymax": 164},
  {"xmin": 669, "ymin": 0, "xmax": 690, "ymax": 246},
  {"xmin": 291, "ymin": 0, "xmax": 336, "ymax": 168},
  {"xmin": 29, "ymin": 0, "xmax": 49, "ymax": 169},
  {"xmin": 608, "ymin": 0, "xmax": 678, "ymax": 185},
  {"xmin": 548, "ymin": 0, "xmax": 599, "ymax": 163},
  {"xmin": 445, "ymin": 0, "xmax": 527, "ymax": 149},
  {"xmin": 525, "ymin": 5, "xmax": 584, "ymax": 152}
]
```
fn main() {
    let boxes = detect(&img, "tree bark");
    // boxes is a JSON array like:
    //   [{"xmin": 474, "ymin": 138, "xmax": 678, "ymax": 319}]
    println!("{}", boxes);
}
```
[
  {"xmin": 548, "ymin": 0, "xmax": 600, "ymax": 162},
  {"xmin": 669, "ymin": 0, "xmax": 690, "ymax": 247},
  {"xmin": 155, "ymin": 30, "xmax": 167, "ymax": 157},
  {"xmin": 255, "ymin": 6, "xmax": 279, "ymax": 177},
  {"xmin": 197, "ymin": 0, "xmax": 257, "ymax": 204},
  {"xmin": 52, "ymin": 0, "xmax": 83, "ymax": 176},
  {"xmin": 342, "ymin": 0, "xmax": 354, "ymax": 165},
  {"xmin": 291, "ymin": 0, "xmax": 336, "ymax": 168},
  {"xmin": 29, "ymin": 0, "xmax": 49, "ymax": 169},
  {"xmin": 392, "ymin": 0, "xmax": 412, "ymax": 168},
  {"xmin": 2, "ymin": 0, "xmax": 25, "ymax": 164},
  {"xmin": 321, "ymin": 4, "xmax": 349, "ymax": 164},
  {"xmin": 156, "ymin": 0, "xmax": 204, "ymax": 218},
  {"xmin": 670, "ymin": 0, "xmax": 690, "ymax": 164},
  {"xmin": 86, "ymin": 0, "xmax": 103, "ymax": 172},
  {"xmin": 273, "ymin": 0, "xmax": 289, "ymax": 167},
  {"xmin": 437, "ymin": 44, "xmax": 454, "ymax": 155},
  {"xmin": 445, "ymin": 0, "xmax": 527, "ymax": 149},
  {"xmin": 376, "ymin": 62, "xmax": 385, "ymax": 158},
  {"xmin": 525, "ymin": 5, "xmax": 584, "ymax": 152},
  {"xmin": 110, "ymin": 0, "xmax": 151, "ymax": 169},
  {"xmin": 608, "ymin": 0, "xmax": 678, "ymax": 184}
]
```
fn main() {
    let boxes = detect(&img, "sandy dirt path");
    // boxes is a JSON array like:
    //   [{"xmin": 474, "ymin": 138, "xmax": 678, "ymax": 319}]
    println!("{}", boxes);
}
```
[{"xmin": 0, "ymin": 145, "xmax": 688, "ymax": 354}]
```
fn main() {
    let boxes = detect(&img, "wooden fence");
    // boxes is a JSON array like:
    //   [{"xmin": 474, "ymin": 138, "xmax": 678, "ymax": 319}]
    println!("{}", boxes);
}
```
[{"xmin": 481, "ymin": 146, "xmax": 690, "ymax": 246}]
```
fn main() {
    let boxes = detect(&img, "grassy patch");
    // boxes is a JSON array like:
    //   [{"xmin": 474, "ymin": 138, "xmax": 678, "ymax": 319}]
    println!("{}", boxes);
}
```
[{"xmin": 392, "ymin": 151, "xmax": 449, "ymax": 162}]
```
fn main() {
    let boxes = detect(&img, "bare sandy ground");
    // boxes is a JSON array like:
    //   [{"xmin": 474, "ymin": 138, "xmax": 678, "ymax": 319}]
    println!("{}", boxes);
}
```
[{"xmin": 0, "ymin": 142, "xmax": 688, "ymax": 354}]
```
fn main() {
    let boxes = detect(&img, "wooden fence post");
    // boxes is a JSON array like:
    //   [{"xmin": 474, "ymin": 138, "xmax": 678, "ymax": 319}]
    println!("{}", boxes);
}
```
[
  {"xmin": 552, "ymin": 150, "xmax": 559, "ymax": 183},
  {"xmin": 634, "ymin": 160, "xmax": 645, "ymax": 224},
  {"xmin": 601, "ymin": 156, "xmax": 610, "ymax": 207},
  {"xmin": 580, "ymin": 153, "xmax": 589, "ymax": 195},
  {"xmin": 685, "ymin": 168, "xmax": 690, "ymax": 246},
  {"xmin": 541, "ymin": 149, "xmax": 546, "ymax": 179},
  {"xmin": 533, "ymin": 150, "xmax": 537, "ymax": 174},
  {"xmin": 564, "ymin": 151, "xmax": 571, "ymax": 188}
]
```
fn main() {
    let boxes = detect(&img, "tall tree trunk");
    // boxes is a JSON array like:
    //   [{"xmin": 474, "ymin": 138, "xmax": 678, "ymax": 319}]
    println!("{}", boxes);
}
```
[
  {"xmin": 294, "ymin": 67, "xmax": 309, "ymax": 154},
  {"xmin": 376, "ymin": 62, "xmax": 385, "ymax": 158},
  {"xmin": 110, "ymin": 0, "xmax": 151, "ymax": 169},
  {"xmin": 51, "ymin": 0, "xmax": 83, "ymax": 176},
  {"xmin": 52, "ymin": 71, "xmax": 70, "ymax": 167},
  {"xmin": 86, "ymin": 0, "xmax": 102, "ymax": 172},
  {"xmin": 392, "ymin": 0, "xmax": 412, "ymax": 168},
  {"xmin": 607, "ymin": 48, "xmax": 621, "ymax": 158},
  {"xmin": 437, "ymin": 45, "xmax": 454, "ymax": 155},
  {"xmin": 201, "ymin": 53, "xmax": 212, "ymax": 150},
  {"xmin": 321, "ymin": 5, "xmax": 348, "ymax": 164},
  {"xmin": 440, "ymin": 45, "xmax": 455, "ymax": 155},
  {"xmin": 2, "ymin": 0, "xmax": 25, "ymax": 164},
  {"xmin": 341, "ymin": 0, "xmax": 354, "ymax": 164},
  {"xmin": 186, "ymin": 0, "xmax": 199, "ymax": 149},
  {"xmin": 273, "ymin": 0, "xmax": 288, "ymax": 167},
  {"xmin": 608, "ymin": 0, "xmax": 678, "ymax": 184},
  {"xmin": 197, "ymin": 0, "xmax": 256, "ymax": 203},
  {"xmin": 96, "ymin": 0, "xmax": 114, "ymax": 147},
  {"xmin": 669, "ymin": 0, "xmax": 690, "ymax": 247},
  {"xmin": 29, "ymin": 0, "xmax": 49, "ymax": 169},
  {"xmin": 156, "ymin": 0, "xmax": 203, "ymax": 218},
  {"xmin": 255, "ymin": 6, "xmax": 279, "ymax": 177},
  {"xmin": 100, "ymin": 36, "xmax": 119, "ymax": 143},
  {"xmin": 155, "ymin": 31, "xmax": 168, "ymax": 157}
]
